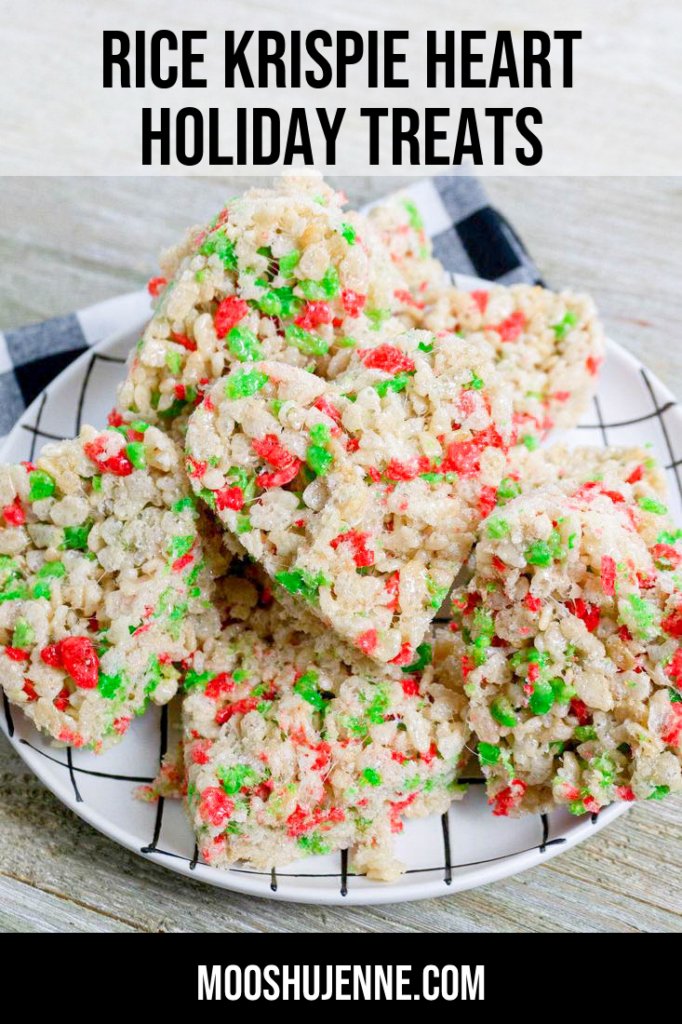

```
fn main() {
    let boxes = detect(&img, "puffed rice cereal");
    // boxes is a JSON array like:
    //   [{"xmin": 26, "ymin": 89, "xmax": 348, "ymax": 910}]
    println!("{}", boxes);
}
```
[
  {"xmin": 0, "ymin": 425, "xmax": 224, "ymax": 751},
  {"xmin": 184, "ymin": 329, "xmax": 514, "ymax": 663},
  {"xmin": 446, "ymin": 455, "xmax": 682, "ymax": 817},
  {"xmin": 116, "ymin": 176, "xmax": 404, "ymax": 439}
]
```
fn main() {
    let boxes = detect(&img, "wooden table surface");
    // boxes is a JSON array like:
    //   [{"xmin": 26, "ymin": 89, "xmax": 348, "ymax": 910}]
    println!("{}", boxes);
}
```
[{"xmin": 1, "ymin": 175, "xmax": 681, "ymax": 933}]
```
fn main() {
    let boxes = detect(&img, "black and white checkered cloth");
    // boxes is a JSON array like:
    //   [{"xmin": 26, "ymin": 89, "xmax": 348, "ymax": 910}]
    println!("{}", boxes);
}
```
[{"xmin": 0, "ymin": 176, "xmax": 542, "ymax": 443}]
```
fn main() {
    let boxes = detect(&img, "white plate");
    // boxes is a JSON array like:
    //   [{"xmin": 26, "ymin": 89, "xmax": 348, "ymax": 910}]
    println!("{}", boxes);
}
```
[{"xmin": 2, "ymin": 288, "xmax": 681, "ymax": 906}]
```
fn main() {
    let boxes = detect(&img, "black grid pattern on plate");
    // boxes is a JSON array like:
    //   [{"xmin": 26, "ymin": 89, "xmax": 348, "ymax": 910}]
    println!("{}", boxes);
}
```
[{"xmin": 2, "ymin": 308, "xmax": 679, "ymax": 896}]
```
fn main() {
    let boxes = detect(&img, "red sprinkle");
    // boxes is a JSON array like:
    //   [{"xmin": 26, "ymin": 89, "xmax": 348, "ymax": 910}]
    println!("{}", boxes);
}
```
[
  {"xmin": 341, "ymin": 289, "xmax": 366, "ymax": 317},
  {"xmin": 524, "ymin": 593, "xmax": 542, "ymax": 612},
  {"xmin": 59, "ymin": 636, "xmax": 99, "ymax": 689},
  {"xmin": 490, "ymin": 779, "xmax": 527, "ymax": 816},
  {"xmin": 470, "ymin": 290, "xmax": 489, "ymax": 314},
  {"xmin": 22, "ymin": 679, "xmax": 38, "ymax": 702},
  {"xmin": 256, "ymin": 461, "xmax": 302, "ymax": 489},
  {"xmin": 171, "ymin": 331, "xmax": 197, "ymax": 352},
  {"xmin": 400, "ymin": 675, "xmax": 420, "ymax": 696},
  {"xmin": 601, "ymin": 555, "xmax": 617, "ymax": 596},
  {"xmin": 215, "ymin": 485, "xmax": 244, "ymax": 511},
  {"xmin": 355, "ymin": 629, "xmax": 378, "ymax": 656},
  {"xmin": 295, "ymin": 301, "xmax": 332, "ymax": 329},
  {"xmin": 329, "ymin": 528, "xmax": 374, "ymax": 568},
  {"xmin": 586, "ymin": 355, "xmax": 603, "ymax": 376},
  {"xmin": 147, "ymin": 277, "xmax": 167, "ymax": 297},
  {"xmin": 3, "ymin": 499, "xmax": 25, "ymax": 526},
  {"xmin": 313, "ymin": 396, "xmax": 342, "ymax": 425},
  {"xmin": 486, "ymin": 310, "xmax": 526, "ymax": 342},
  {"xmin": 359, "ymin": 344, "xmax": 415, "ymax": 375},
  {"xmin": 214, "ymin": 296, "xmax": 249, "ymax": 338},
  {"xmin": 478, "ymin": 485, "xmax": 497, "ymax": 518},
  {"xmin": 84, "ymin": 437, "xmax": 133, "ymax": 477},
  {"xmin": 566, "ymin": 598, "xmax": 600, "ymax": 633},
  {"xmin": 40, "ymin": 644, "xmax": 62, "ymax": 667},
  {"xmin": 107, "ymin": 408, "xmax": 124, "ymax": 427},
  {"xmin": 570, "ymin": 698, "xmax": 591, "ymax": 726},
  {"xmin": 384, "ymin": 572, "xmax": 400, "ymax": 613},
  {"xmin": 198, "ymin": 787, "xmax": 234, "ymax": 827},
  {"xmin": 252, "ymin": 434, "xmax": 298, "ymax": 470},
  {"xmin": 389, "ymin": 643, "xmax": 413, "ymax": 667},
  {"xmin": 5, "ymin": 647, "xmax": 29, "ymax": 661},
  {"xmin": 662, "ymin": 702, "xmax": 682, "ymax": 746}
]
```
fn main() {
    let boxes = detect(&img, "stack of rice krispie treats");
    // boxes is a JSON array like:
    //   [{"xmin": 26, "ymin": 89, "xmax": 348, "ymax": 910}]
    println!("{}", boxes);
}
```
[{"xmin": 4, "ymin": 175, "xmax": 679, "ymax": 883}]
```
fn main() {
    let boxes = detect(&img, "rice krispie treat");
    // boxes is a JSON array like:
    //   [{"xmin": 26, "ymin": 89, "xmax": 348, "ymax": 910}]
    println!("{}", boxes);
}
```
[
  {"xmin": 184, "ymin": 329, "xmax": 513, "ymax": 664},
  {"xmin": 418, "ymin": 284, "xmax": 605, "ymax": 445},
  {"xmin": 507, "ymin": 442, "xmax": 667, "ymax": 501},
  {"xmin": 367, "ymin": 193, "xmax": 447, "ymax": 316},
  {"xmin": 0, "ymin": 425, "xmax": 223, "ymax": 752},
  {"xmin": 116, "ymin": 176, "xmax": 404, "ymax": 440},
  {"xmin": 447, "ymin": 472, "xmax": 682, "ymax": 817},
  {"xmin": 182, "ymin": 616, "xmax": 469, "ymax": 882}
]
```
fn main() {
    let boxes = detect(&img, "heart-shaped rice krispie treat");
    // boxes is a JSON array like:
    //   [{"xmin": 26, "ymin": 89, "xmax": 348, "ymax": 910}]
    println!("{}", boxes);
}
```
[
  {"xmin": 184, "ymin": 329, "xmax": 513, "ymax": 664},
  {"xmin": 0, "ymin": 425, "xmax": 226, "ymax": 752},
  {"xmin": 181, "ymin": 604, "xmax": 469, "ymax": 882},
  {"xmin": 415, "ymin": 284, "xmax": 605, "ymax": 446},
  {"xmin": 116, "ymin": 176, "xmax": 406, "ymax": 440},
  {"xmin": 446, "ymin": 461, "xmax": 682, "ymax": 818}
]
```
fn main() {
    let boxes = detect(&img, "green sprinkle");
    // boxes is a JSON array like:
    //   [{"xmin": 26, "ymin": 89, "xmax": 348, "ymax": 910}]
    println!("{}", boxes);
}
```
[
  {"xmin": 298, "ymin": 832, "xmax": 331, "ymax": 855},
  {"xmin": 165, "ymin": 350, "xmax": 182, "ymax": 375},
  {"xmin": 638, "ymin": 495, "xmax": 667, "ymax": 515},
  {"xmin": 293, "ymin": 670, "xmax": 328, "ymax": 711},
  {"xmin": 465, "ymin": 373, "xmax": 484, "ymax": 391},
  {"xmin": 306, "ymin": 446, "xmax": 333, "ymax": 476},
  {"xmin": 491, "ymin": 695, "xmax": 518, "ymax": 728},
  {"xmin": 299, "ymin": 265, "xmax": 339, "ymax": 301},
  {"xmin": 125, "ymin": 442, "xmax": 146, "ymax": 470},
  {"xmin": 37, "ymin": 561, "xmax": 66, "ymax": 580},
  {"xmin": 552, "ymin": 310, "xmax": 578, "ymax": 339},
  {"xmin": 550, "ymin": 677, "xmax": 576, "ymax": 704},
  {"xmin": 525, "ymin": 541, "xmax": 553, "ymax": 567},
  {"xmin": 217, "ymin": 763, "xmax": 257, "ymax": 795},
  {"xmin": 28, "ymin": 470, "xmax": 55, "ymax": 502},
  {"xmin": 375, "ymin": 371, "xmax": 414, "ymax": 397},
  {"xmin": 11, "ymin": 617, "xmax": 34, "ymax": 648},
  {"xmin": 62, "ymin": 521, "xmax": 93, "ymax": 551},
  {"xmin": 278, "ymin": 250, "xmax": 300, "ymax": 277},
  {"xmin": 199, "ymin": 228, "xmax": 238, "ymax": 271},
  {"xmin": 225, "ymin": 370, "xmax": 269, "ymax": 400},
  {"xmin": 402, "ymin": 642, "xmax": 432, "ymax": 674},
  {"xmin": 360, "ymin": 767, "xmax": 382, "ymax": 787},
  {"xmin": 340, "ymin": 222, "xmax": 356, "ymax": 245},
  {"xmin": 275, "ymin": 568, "xmax": 329, "ymax": 603},
  {"xmin": 529, "ymin": 678, "xmax": 555, "ymax": 716},
  {"xmin": 487, "ymin": 517, "xmax": 509, "ymax": 539},
  {"xmin": 647, "ymin": 785, "xmax": 670, "ymax": 801},
  {"xmin": 366, "ymin": 307, "xmax": 391, "ymax": 331},
  {"xmin": 574, "ymin": 725, "xmax": 597, "ymax": 742},
  {"xmin": 478, "ymin": 742, "xmax": 500, "ymax": 767},
  {"xmin": 284, "ymin": 324, "xmax": 328, "ymax": 357},
  {"xmin": 402, "ymin": 198, "xmax": 424, "ymax": 232},
  {"xmin": 92, "ymin": 475, "xmax": 102, "ymax": 492},
  {"xmin": 496, "ymin": 477, "xmax": 521, "ymax": 506},
  {"xmin": 309, "ymin": 423, "xmax": 331, "ymax": 446},
  {"xmin": 172, "ymin": 496, "xmax": 195, "ymax": 514},
  {"xmin": 98, "ymin": 671, "xmax": 125, "ymax": 700},
  {"xmin": 522, "ymin": 434, "xmax": 539, "ymax": 451},
  {"xmin": 227, "ymin": 325, "xmax": 261, "ymax": 362}
]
